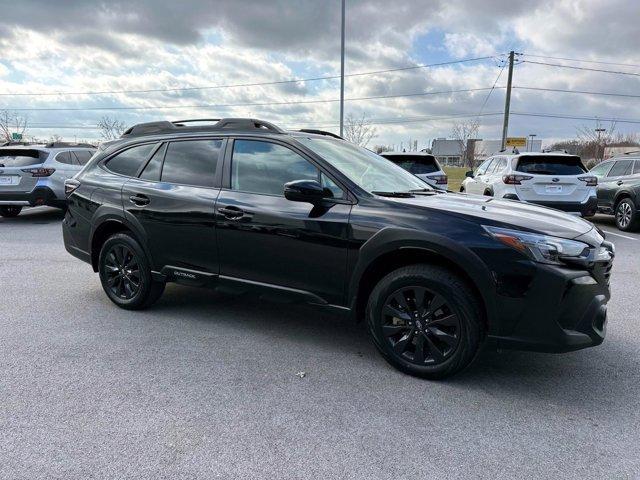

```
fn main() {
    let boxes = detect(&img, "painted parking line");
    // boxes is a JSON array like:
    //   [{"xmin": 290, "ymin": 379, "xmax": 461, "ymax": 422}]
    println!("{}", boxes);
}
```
[{"xmin": 601, "ymin": 229, "xmax": 638, "ymax": 241}]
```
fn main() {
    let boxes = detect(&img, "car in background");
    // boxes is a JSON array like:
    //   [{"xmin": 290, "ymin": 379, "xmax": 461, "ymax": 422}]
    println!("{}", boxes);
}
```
[
  {"xmin": 461, "ymin": 151, "xmax": 598, "ymax": 217},
  {"xmin": 589, "ymin": 154, "xmax": 640, "ymax": 231},
  {"xmin": 379, "ymin": 152, "xmax": 448, "ymax": 190},
  {"xmin": 0, "ymin": 142, "xmax": 96, "ymax": 217}
]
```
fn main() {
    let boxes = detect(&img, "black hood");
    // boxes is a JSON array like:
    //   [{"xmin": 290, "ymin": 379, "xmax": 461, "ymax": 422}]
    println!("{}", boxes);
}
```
[{"xmin": 384, "ymin": 193, "xmax": 599, "ymax": 242}]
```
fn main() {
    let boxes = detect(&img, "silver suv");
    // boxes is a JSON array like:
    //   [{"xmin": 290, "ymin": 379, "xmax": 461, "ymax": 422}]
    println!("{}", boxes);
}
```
[{"xmin": 0, "ymin": 142, "xmax": 96, "ymax": 217}]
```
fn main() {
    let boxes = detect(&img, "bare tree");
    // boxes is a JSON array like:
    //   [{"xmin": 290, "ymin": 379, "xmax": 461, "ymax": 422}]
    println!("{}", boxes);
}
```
[
  {"xmin": 0, "ymin": 110, "xmax": 29, "ymax": 143},
  {"xmin": 343, "ymin": 113, "xmax": 377, "ymax": 148},
  {"xmin": 451, "ymin": 118, "xmax": 479, "ymax": 167},
  {"xmin": 48, "ymin": 134, "xmax": 63, "ymax": 144},
  {"xmin": 97, "ymin": 116, "xmax": 126, "ymax": 140},
  {"xmin": 576, "ymin": 120, "xmax": 617, "ymax": 162}
]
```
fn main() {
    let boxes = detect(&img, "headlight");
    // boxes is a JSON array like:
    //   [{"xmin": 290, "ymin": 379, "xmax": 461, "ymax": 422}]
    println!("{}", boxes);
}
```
[{"xmin": 483, "ymin": 226, "xmax": 590, "ymax": 265}]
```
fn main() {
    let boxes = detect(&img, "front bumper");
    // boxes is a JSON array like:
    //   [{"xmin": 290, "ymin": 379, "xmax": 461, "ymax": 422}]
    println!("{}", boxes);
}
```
[
  {"xmin": 0, "ymin": 186, "xmax": 66, "ymax": 208},
  {"xmin": 488, "ymin": 257, "xmax": 612, "ymax": 353}
]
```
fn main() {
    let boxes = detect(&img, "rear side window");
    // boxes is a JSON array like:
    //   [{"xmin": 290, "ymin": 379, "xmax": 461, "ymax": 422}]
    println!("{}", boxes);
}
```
[
  {"xmin": 231, "ymin": 140, "xmax": 318, "ymax": 195},
  {"xmin": 635, "ymin": 160, "xmax": 640, "ymax": 175},
  {"xmin": 476, "ymin": 159, "xmax": 494, "ymax": 175},
  {"xmin": 139, "ymin": 144, "xmax": 166, "ymax": 181},
  {"xmin": 489, "ymin": 158, "xmax": 508, "ymax": 173},
  {"xmin": 73, "ymin": 150, "xmax": 94, "ymax": 166},
  {"xmin": 161, "ymin": 140, "xmax": 222, "ymax": 187},
  {"xmin": 56, "ymin": 151, "xmax": 76, "ymax": 165},
  {"xmin": 0, "ymin": 149, "xmax": 46, "ymax": 167},
  {"xmin": 515, "ymin": 155, "xmax": 586, "ymax": 175},
  {"xmin": 607, "ymin": 159, "xmax": 633, "ymax": 177},
  {"xmin": 106, "ymin": 143, "xmax": 156, "ymax": 177}
]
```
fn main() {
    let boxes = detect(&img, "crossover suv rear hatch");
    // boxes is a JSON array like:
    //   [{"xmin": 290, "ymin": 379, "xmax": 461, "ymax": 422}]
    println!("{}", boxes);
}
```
[
  {"xmin": 0, "ymin": 148, "xmax": 47, "ymax": 194},
  {"xmin": 513, "ymin": 155, "xmax": 590, "ymax": 203}
]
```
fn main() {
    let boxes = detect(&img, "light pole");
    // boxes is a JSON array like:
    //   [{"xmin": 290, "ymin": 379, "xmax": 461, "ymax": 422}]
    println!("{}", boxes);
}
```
[
  {"xmin": 595, "ymin": 128, "xmax": 606, "ymax": 162},
  {"xmin": 528, "ymin": 133, "xmax": 537, "ymax": 152},
  {"xmin": 339, "ymin": 0, "xmax": 346, "ymax": 137}
]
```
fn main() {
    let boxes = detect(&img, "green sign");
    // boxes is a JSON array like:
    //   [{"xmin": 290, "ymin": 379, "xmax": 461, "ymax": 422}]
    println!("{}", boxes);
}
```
[{"xmin": 11, "ymin": 132, "xmax": 22, "ymax": 140}]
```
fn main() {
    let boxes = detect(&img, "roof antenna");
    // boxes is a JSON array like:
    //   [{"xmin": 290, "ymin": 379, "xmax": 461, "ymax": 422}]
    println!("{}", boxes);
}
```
[{"xmin": 512, "ymin": 147, "xmax": 519, "ymax": 154}]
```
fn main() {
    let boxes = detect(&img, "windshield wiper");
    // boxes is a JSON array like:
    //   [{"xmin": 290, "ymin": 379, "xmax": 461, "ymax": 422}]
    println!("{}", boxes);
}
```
[
  {"xmin": 409, "ymin": 188, "xmax": 439, "ymax": 195},
  {"xmin": 372, "ymin": 191, "xmax": 415, "ymax": 198}
]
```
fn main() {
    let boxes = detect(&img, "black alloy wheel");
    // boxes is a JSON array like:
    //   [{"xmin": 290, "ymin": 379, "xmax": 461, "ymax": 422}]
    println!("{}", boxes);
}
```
[
  {"xmin": 381, "ymin": 286, "xmax": 460, "ymax": 365},
  {"xmin": 615, "ymin": 199, "xmax": 638, "ymax": 232},
  {"xmin": 103, "ymin": 244, "xmax": 142, "ymax": 300}
]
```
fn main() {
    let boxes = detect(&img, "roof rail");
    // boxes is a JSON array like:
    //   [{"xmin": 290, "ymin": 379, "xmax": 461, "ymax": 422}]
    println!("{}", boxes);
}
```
[
  {"xmin": 623, "ymin": 150, "xmax": 640, "ymax": 155},
  {"xmin": 121, "ymin": 117, "xmax": 286, "ymax": 138},
  {"xmin": 45, "ymin": 141, "xmax": 96, "ymax": 148},
  {"xmin": 298, "ymin": 129, "xmax": 343, "ymax": 139},
  {"xmin": 0, "ymin": 141, "xmax": 37, "ymax": 147}
]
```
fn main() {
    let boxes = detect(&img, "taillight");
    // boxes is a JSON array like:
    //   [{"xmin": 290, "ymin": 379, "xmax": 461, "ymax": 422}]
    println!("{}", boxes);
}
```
[
  {"xmin": 65, "ymin": 178, "xmax": 80, "ymax": 196},
  {"xmin": 21, "ymin": 167, "xmax": 55, "ymax": 177},
  {"xmin": 503, "ymin": 174, "xmax": 533, "ymax": 185},
  {"xmin": 432, "ymin": 175, "xmax": 448, "ymax": 185},
  {"xmin": 578, "ymin": 176, "xmax": 598, "ymax": 187}
]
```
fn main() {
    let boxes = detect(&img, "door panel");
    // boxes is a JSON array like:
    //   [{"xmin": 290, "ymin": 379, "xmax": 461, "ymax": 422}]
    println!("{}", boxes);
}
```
[{"xmin": 215, "ymin": 190, "xmax": 351, "ymax": 305}]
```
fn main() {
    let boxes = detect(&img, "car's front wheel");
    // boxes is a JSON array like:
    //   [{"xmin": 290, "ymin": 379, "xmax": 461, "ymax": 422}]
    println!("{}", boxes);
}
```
[
  {"xmin": 367, "ymin": 264, "xmax": 483, "ymax": 379},
  {"xmin": 0, "ymin": 206, "xmax": 22, "ymax": 218},
  {"xmin": 98, "ymin": 233, "xmax": 165, "ymax": 310},
  {"xmin": 615, "ymin": 198, "xmax": 639, "ymax": 232}
]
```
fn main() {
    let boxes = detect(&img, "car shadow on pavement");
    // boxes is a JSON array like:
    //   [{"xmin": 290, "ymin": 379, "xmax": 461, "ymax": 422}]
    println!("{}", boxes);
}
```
[
  {"xmin": 135, "ymin": 283, "xmax": 636, "ymax": 407},
  {"xmin": 0, "ymin": 207, "xmax": 64, "ymax": 224}
]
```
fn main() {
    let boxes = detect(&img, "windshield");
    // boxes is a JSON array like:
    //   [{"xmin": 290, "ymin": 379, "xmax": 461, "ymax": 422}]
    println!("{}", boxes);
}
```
[
  {"xmin": 516, "ymin": 155, "xmax": 586, "ymax": 175},
  {"xmin": 298, "ymin": 137, "xmax": 430, "ymax": 193},
  {"xmin": 0, "ymin": 149, "xmax": 47, "ymax": 167}
]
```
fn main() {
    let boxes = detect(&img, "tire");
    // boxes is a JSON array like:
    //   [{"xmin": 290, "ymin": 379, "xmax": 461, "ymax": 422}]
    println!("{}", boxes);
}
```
[
  {"xmin": 366, "ymin": 264, "xmax": 483, "ymax": 380},
  {"xmin": 615, "ymin": 198, "xmax": 640, "ymax": 232},
  {"xmin": 0, "ymin": 206, "xmax": 22, "ymax": 218},
  {"xmin": 98, "ymin": 232, "xmax": 165, "ymax": 310}
]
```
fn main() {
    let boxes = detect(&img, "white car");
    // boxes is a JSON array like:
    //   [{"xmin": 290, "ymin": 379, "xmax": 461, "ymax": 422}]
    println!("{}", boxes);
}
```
[
  {"xmin": 461, "ymin": 151, "xmax": 598, "ymax": 217},
  {"xmin": 380, "ymin": 152, "xmax": 448, "ymax": 190}
]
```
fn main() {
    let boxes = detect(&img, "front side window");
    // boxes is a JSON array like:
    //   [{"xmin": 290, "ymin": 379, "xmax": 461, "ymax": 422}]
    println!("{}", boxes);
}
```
[
  {"xmin": 634, "ymin": 160, "xmax": 640, "ymax": 175},
  {"xmin": 231, "ymin": 140, "xmax": 319, "ymax": 196},
  {"xmin": 56, "ymin": 151, "xmax": 76, "ymax": 165},
  {"xmin": 476, "ymin": 159, "xmax": 494, "ymax": 175},
  {"xmin": 161, "ymin": 140, "xmax": 221, "ymax": 187},
  {"xmin": 106, "ymin": 143, "xmax": 156, "ymax": 177},
  {"xmin": 296, "ymin": 137, "xmax": 428, "ymax": 193},
  {"xmin": 607, "ymin": 159, "xmax": 633, "ymax": 177}
]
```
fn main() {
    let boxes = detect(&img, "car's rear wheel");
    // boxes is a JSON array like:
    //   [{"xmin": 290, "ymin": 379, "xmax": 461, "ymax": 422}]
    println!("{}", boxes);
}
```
[
  {"xmin": 615, "ymin": 198, "xmax": 639, "ymax": 232},
  {"xmin": 98, "ymin": 233, "xmax": 165, "ymax": 310},
  {"xmin": 0, "ymin": 206, "xmax": 22, "ymax": 218},
  {"xmin": 367, "ymin": 264, "xmax": 483, "ymax": 380}
]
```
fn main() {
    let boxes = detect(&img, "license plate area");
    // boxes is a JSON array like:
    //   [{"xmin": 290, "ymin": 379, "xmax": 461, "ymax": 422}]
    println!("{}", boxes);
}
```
[
  {"xmin": 0, "ymin": 175, "xmax": 17, "ymax": 185},
  {"xmin": 545, "ymin": 185, "xmax": 562, "ymax": 193}
]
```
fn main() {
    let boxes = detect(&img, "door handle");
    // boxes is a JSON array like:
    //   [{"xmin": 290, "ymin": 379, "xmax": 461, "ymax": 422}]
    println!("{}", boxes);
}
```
[
  {"xmin": 218, "ymin": 206, "xmax": 245, "ymax": 219},
  {"xmin": 617, "ymin": 180, "xmax": 624, "ymax": 186},
  {"xmin": 129, "ymin": 194, "xmax": 150, "ymax": 206}
]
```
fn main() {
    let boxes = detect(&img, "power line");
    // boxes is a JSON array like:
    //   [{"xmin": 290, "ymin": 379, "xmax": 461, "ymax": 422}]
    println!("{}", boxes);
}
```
[
  {"xmin": 522, "ymin": 53, "xmax": 640, "ymax": 69},
  {"xmin": 0, "ymin": 56, "xmax": 496, "ymax": 97},
  {"xmin": 514, "ymin": 85, "xmax": 640, "ymax": 99},
  {"xmin": 522, "ymin": 60, "xmax": 640, "ymax": 77},
  {"xmin": 0, "ymin": 87, "xmax": 501, "ymax": 112},
  {"xmin": 511, "ymin": 111, "xmax": 640, "ymax": 124}
]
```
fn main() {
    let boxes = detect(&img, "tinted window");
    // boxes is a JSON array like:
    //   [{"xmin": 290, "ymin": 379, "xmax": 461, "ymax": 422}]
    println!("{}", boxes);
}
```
[
  {"xmin": 607, "ymin": 159, "xmax": 633, "ymax": 177},
  {"xmin": 589, "ymin": 161, "xmax": 613, "ymax": 178},
  {"xmin": 107, "ymin": 143, "xmax": 155, "ymax": 177},
  {"xmin": 635, "ymin": 160, "xmax": 640, "ymax": 175},
  {"xmin": 139, "ymin": 143, "xmax": 166, "ymax": 181},
  {"xmin": 73, "ymin": 150, "xmax": 94, "ymax": 165},
  {"xmin": 320, "ymin": 172, "xmax": 344, "ymax": 199},
  {"xmin": 516, "ymin": 155, "xmax": 586, "ymax": 175},
  {"xmin": 161, "ymin": 140, "xmax": 221, "ymax": 187},
  {"xmin": 384, "ymin": 155, "xmax": 439, "ymax": 175},
  {"xmin": 56, "ymin": 151, "xmax": 75, "ymax": 165},
  {"xmin": 232, "ymin": 140, "xmax": 318, "ymax": 195}
]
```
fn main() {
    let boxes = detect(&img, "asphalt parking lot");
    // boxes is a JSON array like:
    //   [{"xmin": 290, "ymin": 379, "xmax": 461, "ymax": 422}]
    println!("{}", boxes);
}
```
[{"xmin": 1, "ymin": 207, "xmax": 639, "ymax": 479}]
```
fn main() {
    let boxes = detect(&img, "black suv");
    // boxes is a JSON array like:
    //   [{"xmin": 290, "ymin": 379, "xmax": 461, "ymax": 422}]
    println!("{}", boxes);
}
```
[
  {"xmin": 63, "ymin": 118, "xmax": 614, "ymax": 379},
  {"xmin": 590, "ymin": 155, "xmax": 640, "ymax": 231}
]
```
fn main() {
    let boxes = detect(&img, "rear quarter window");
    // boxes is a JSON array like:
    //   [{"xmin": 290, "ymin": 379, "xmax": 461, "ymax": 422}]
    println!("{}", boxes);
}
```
[
  {"xmin": 515, "ymin": 155, "xmax": 586, "ymax": 175},
  {"xmin": 0, "ymin": 149, "xmax": 47, "ymax": 167}
]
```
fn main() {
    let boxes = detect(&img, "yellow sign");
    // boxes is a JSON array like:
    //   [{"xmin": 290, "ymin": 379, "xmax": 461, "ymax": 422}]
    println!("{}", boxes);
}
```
[{"xmin": 506, "ymin": 137, "xmax": 527, "ymax": 147}]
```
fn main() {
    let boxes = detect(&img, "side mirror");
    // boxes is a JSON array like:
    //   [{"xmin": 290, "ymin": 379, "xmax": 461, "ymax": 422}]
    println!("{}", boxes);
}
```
[
  {"xmin": 284, "ymin": 179, "xmax": 328, "ymax": 203},
  {"xmin": 465, "ymin": 170, "xmax": 474, "ymax": 178}
]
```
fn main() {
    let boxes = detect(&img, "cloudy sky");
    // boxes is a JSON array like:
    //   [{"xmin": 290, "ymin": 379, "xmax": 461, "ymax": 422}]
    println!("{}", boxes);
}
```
[{"xmin": 1, "ymin": 0, "xmax": 640, "ymax": 147}]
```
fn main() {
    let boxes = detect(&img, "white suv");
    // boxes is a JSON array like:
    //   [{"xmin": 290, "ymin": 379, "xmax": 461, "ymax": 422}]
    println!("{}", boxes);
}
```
[{"xmin": 461, "ymin": 152, "xmax": 598, "ymax": 217}]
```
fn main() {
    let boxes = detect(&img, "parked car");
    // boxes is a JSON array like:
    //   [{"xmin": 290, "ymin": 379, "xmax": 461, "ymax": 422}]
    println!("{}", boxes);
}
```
[
  {"xmin": 589, "ymin": 154, "xmax": 640, "ymax": 231},
  {"xmin": 379, "ymin": 152, "xmax": 448, "ymax": 190},
  {"xmin": 461, "ymin": 152, "xmax": 598, "ymax": 217},
  {"xmin": 62, "ymin": 118, "xmax": 614, "ymax": 379},
  {"xmin": 0, "ymin": 142, "xmax": 96, "ymax": 217}
]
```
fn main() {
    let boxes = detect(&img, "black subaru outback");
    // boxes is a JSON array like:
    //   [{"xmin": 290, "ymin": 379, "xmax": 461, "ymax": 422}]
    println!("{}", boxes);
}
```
[{"xmin": 63, "ymin": 118, "xmax": 614, "ymax": 379}]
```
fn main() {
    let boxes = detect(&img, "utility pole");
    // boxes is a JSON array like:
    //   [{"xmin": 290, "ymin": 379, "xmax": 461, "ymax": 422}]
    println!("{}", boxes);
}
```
[
  {"xmin": 528, "ymin": 133, "xmax": 537, "ymax": 152},
  {"xmin": 339, "ymin": 0, "xmax": 346, "ymax": 137},
  {"xmin": 500, "ymin": 51, "xmax": 515, "ymax": 151},
  {"xmin": 595, "ymin": 127, "xmax": 606, "ymax": 162}
]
